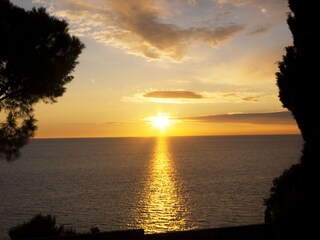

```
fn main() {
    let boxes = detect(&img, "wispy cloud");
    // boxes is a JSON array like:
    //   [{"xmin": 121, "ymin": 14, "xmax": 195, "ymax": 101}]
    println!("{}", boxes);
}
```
[
  {"xmin": 247, "ymin": 25, "xmax": 270, "ymax": 35},
  {"xmin": 180, "ymin": 111, "xmax": 295, "ymax": 125},
  {"xmin": 216, "ymin": 0, "xmax": 287, "ymax": 9},
  {"xmin": 215, "ymin": 0, "xmax": 289, "ymax": 37},
  {"xmin": 44, "ymin": 0, "xmax": 244, "ymax": 61},
  {"xmin": 143, "ymin": 90, "xmax": 203, "ymax": 99},
  {"xmin": 222, "ymin": 92, "xmax": 263, "ymax": 102},
  {"xmin": 216, "ymin": 0, "xmax": 254, "ymax": 7},
  {"xmin": 32, "ymin": 0, "xmax": 46, "ymax": 3}
]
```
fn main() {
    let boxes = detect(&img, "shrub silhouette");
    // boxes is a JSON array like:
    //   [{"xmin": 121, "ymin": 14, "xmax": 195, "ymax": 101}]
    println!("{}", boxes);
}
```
[
  {"xmin": 8, "ymin": 213, "xmax": 76, "ymax": 239},
  {"xmin": 265, "ymin": 0, "xmax": 320, "ymax": 238}
]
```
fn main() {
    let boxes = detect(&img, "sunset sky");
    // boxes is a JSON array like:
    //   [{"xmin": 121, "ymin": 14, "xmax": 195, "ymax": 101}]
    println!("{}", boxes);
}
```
[{"xmin": 12, "ymin": 0, "xmax": 299, "ymax": 138}]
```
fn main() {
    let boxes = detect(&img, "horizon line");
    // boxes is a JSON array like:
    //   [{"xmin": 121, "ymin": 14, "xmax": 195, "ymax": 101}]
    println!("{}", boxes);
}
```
[{"xmin": 32, "ymin": 133, "xmax": 301, "ymax": 140}]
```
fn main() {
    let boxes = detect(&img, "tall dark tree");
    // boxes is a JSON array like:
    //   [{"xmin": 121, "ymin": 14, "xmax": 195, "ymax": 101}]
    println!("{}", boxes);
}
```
[
  {"xmin": 0, "ymin": 0, "xmax": 84, "ymax": 160},
  {"xmin": 265, "ymin": 0, "xmax": 320, "ymax": 239}
]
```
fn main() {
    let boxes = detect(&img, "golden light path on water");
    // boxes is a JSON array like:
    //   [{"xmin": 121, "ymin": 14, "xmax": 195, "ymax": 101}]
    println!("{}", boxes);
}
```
[{"xmin": 133, "ymin": 137, "xmax": 191, "ymax": 233}]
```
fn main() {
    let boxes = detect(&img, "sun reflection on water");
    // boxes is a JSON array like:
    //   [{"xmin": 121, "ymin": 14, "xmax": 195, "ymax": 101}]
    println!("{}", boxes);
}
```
[{"xmin": 132, "ymin": 137, "xmax": 190, "ymax": 233}]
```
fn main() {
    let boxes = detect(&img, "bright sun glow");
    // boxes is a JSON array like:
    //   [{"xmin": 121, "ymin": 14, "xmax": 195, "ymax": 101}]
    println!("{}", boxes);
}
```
[{"xmin": 147, "ymin": 114, "xmax": 171, "ymax": 130}]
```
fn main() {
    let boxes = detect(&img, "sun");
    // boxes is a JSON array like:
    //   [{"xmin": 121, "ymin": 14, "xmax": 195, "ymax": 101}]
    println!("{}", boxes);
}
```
[
  {"xmin": 147, "ymin": 114, "xmax": 171, "ymax": 130},
  {"xmin": 152, "ymin": 115, "xmax": 170, "ymax": 129}
]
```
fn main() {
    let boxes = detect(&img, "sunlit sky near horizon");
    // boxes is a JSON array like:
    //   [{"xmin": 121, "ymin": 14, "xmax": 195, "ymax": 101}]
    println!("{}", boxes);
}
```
[{"xmin": 12, "ymin": 0, "xmax": 299, "ymax": 138}]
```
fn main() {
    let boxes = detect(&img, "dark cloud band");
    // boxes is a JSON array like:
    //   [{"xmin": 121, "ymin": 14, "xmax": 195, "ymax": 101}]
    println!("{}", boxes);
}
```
[
  {"xmin": 181, "ymin": 111, "xmax": 295, "ymax": 125},
  {"xmin": 143, "ymin": 90, "xmax": 204, "ymax": 99}
]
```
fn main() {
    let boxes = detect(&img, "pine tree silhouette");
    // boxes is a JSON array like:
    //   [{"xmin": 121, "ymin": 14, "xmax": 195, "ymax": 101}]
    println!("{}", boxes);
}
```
[{"xmin": 265, "ymin": 1, "xmax": 320, "ymax": 239}]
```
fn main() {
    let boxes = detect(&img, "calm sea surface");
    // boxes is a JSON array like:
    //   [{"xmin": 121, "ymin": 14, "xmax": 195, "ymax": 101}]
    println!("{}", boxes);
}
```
[{"xmin": 0, "ymin": 135, "xmax": 302, "ymax": 239}]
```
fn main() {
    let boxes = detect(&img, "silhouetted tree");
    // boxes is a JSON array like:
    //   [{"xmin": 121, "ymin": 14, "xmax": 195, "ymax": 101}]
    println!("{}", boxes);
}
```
[
  {"xmin": 265, "ymin": 0, "xmax": 320, "ymax": 239},
  {"xmin": 0, "ymin": 0, "xmax": 84, "ymax": 160},
  {"xmin": 276, "ymin": 0, "xmax": 320, "ymax": 150}
]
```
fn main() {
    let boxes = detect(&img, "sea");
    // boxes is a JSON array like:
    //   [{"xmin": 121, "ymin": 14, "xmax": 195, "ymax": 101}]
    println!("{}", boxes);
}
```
[{"xmin": 0, "ymin": 135, "xmax": 302, "ymax": 239}]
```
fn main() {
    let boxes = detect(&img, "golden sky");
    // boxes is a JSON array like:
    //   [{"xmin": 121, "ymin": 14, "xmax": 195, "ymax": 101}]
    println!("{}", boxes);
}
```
[{"xmin": 12, "ymin": 0, "xmax": 299, "ymax": 138}]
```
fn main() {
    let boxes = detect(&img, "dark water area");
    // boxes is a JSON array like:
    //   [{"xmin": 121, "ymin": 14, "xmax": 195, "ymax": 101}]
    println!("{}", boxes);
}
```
[{"xmin": 0, "ymin": 135, "xmax": 302, "ymax": 239}]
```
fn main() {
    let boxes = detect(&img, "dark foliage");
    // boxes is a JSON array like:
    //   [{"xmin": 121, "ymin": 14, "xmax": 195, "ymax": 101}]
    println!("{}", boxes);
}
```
[
  {"xmin": 265, "ymin": 0, "xmax": 320, "ymax": 239},
  {"xmin": 8, "ymin": 213, "xmax": 76, "ymax": 239},
  {"xmin": 276, "ymin": 0, "xmax": 320, "ymax": 145},
  {"xmin": 0, "ymin": 0, "xmax": 84, "ymax": 160},
  {"xmin": 90, "ymin": 226, "xmax": 101, "ymax": 234}
]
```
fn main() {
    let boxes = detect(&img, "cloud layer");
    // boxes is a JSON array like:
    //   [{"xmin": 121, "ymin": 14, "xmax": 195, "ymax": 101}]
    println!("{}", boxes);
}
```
[{"xmin": 181, "ymin": 111, "xmax": 295, "ymax": 125}]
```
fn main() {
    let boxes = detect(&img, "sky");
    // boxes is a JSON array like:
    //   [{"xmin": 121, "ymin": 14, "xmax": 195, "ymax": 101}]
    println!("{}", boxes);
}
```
[{"xmin": 11, "ymin": 0, "xmax": 299, "ymax": 138}]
